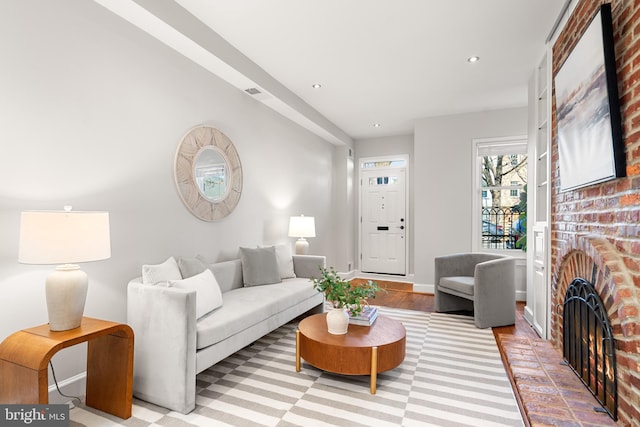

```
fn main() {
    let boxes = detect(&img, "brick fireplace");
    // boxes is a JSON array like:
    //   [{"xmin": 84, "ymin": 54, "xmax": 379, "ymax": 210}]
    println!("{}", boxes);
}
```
[
  {"xmin": 551, "ymin": 1, "xmax": 640, "ymax": 425},
  {"xmin": 551, "ymin": 235, "xmax": 636, "ymax": 421}
]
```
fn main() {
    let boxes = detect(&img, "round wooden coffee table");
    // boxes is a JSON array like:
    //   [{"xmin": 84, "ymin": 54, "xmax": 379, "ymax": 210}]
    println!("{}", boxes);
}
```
[{"xmin": 295, "ymin": 313, "xmax": 406, "ymax": 394}]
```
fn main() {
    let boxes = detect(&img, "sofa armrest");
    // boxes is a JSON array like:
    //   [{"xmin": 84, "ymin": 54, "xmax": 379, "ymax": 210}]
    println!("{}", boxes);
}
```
[
  {"xmin": 474, "ymin": 257, "xmax": 516, "ymax": 300},
  {"xmin": 292, "ymin": 255, "xmax": 326, "ymax": 279},
  {"xmin": 127, "ymin": 279, "xmax": 197, "ymax": 414},
  {"xmin": 473, "ymin": 257, "xmax": 516, "ymax": 328}
]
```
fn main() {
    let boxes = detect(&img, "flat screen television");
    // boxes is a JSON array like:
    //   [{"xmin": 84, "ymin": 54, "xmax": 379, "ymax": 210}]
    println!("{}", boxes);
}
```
[{"xmin": 554, "ymin": 3, "xmax": 625, "ymax": 192}]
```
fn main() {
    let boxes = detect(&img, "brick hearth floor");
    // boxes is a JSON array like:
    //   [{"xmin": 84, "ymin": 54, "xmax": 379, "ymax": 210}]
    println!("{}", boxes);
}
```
[{"xmin": 497, "ymin": 334, "xmax": 618, "ymax": 426}]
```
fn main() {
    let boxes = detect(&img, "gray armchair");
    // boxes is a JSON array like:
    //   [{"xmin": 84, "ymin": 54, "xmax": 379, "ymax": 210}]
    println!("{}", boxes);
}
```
[{"xmin": 434, "ymin": 253, "xmax": 516, "ymax": 328}]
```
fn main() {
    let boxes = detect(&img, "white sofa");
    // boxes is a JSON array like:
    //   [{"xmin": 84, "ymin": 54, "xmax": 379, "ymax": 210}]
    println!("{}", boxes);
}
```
[{"xmin": 127, "ymin": 250, "xmax": 325, "ymax": 414}]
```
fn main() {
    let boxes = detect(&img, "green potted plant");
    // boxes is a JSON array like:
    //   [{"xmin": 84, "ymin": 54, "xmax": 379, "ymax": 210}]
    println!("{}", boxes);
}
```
[{"xmin": 311, "ymin": 267, "xmax": 379, "ymax": 334}]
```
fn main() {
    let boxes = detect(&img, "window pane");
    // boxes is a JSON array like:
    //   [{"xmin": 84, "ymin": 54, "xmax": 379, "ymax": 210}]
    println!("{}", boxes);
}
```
[
  {"xmin": 478, "ymin": 149, "xmax": 527, "ymax": 250},
  {"xmin": 481, "ymin": 154, "xmax": 527, "ymax": 190},
  {"xmin": 482, "ymin": 202, "xmax": 526, "ymax": 250},
  {"xmin": 510, "ymin": 181, "xmax": 519, "ymax": 197},
  {"xmin": 368, "ymin": 176, "xmax": 398, "ymax": 186},
  {"xmin": 362, "ymin": 159, "xmax": 406, "ymax": 169}
]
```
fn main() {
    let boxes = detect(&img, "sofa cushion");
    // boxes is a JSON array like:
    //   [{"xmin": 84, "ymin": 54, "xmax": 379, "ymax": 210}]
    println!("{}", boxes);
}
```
[
  {"xmin": 168, "ymin": 269, "xmax": 223, "ymax": 319},
  {"xmin": 195, "ymin": 278, "xmax": 317, "ymax": 349},
  {"xmin": 439, "ymin": 276, "xmax": 475, "ymax": 296},
  {"xmin": 142, "ymin": 257, "xmax": 182, "ymax": 285},
  {"xmin": 239, "ymin": 246, "xmax": 281, "ymax": 286},
  {"xmin": 200, "ymin": 257, "xmax": 243, "ymax": 293}
]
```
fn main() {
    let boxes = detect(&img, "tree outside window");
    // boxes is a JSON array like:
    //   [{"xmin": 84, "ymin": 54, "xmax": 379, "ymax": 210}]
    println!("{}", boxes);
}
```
[{"xmin": 478, "ymin": 142, "xmax": 527, "ymax": 250}]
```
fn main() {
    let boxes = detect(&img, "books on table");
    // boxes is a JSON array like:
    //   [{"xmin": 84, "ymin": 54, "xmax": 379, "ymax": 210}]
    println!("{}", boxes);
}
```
[{"xmin": 349, "ymin": 306, "xmax": 378, "ymax": 326}]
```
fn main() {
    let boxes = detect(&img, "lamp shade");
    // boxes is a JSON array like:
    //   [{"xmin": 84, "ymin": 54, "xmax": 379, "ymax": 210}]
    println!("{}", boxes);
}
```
[
  {"xmin": 19, "ymin": 210, "xmax": 111, "ymax": 265},
  {"xmin": 288, "ymin": 215, "xmax": 315, "ymax": 238}
]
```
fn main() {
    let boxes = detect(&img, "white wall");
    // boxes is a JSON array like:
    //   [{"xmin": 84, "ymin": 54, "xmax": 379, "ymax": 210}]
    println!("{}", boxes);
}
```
[
  {"xmin": 331, "ymin": 146, "xmax": 356, "ymax": 273},
  {"xmin": 413, "ymin": 108, "xmax": 528, "ymax": 287},
  {"xmin": 0, "ymin": 0, "xmax": 344, "ymax": 389}
]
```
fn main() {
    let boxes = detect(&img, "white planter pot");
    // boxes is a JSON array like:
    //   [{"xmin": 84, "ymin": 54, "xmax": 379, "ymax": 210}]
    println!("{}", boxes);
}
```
[{"xmin": 326, "ymin": 307, "xmax": 349, "ymax": 335}]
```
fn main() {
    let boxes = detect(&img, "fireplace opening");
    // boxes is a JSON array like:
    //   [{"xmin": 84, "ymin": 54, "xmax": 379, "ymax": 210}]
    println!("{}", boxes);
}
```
[{"xmin": 562, "ymin": 277, "xmax": 617, "ymax": 420}]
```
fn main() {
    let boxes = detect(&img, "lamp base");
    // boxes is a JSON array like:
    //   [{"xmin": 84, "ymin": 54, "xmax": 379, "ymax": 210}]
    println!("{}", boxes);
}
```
[
  {"xmin": 295, "ymin": 238, "xmax": 309, "ymax": 255},
  {"xmin": 46, "ymin": 264, "xmax": 88, "ymax": 331}
]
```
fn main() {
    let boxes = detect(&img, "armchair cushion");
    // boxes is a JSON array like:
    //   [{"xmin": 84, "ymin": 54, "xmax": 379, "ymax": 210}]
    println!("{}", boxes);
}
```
[{"xmin": 439, "ymin": 276, "xmax": 474, "ymax": 296}]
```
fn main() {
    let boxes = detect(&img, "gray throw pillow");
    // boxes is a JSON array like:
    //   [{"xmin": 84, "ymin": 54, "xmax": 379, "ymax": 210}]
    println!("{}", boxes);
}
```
[
  {"xmin": 259, "ymin": 243, "xmax": 296, "ymax": 279},
  {"xmin": 177, "ymin": 256, "xmax": 207, "ymax": 279},
  {"xmin": 239, "ymin": 246, "xmax": 282, "ymax": 286}
]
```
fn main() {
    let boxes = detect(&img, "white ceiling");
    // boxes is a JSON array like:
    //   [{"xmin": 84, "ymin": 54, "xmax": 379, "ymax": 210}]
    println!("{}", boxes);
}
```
[{"xmin": 98, "ymin": 0, "xmax": 568, "ymax": 144}]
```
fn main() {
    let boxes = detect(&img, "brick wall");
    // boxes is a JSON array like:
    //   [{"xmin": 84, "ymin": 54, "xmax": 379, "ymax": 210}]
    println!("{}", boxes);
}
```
[{"xmin": 551, "ymin": 1, "xmax": 640, "ymax": 425}]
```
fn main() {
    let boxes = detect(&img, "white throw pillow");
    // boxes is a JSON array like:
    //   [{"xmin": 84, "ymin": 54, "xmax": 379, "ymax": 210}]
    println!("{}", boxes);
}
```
[
  {"xmin": 239, "ymin": 246, "xmax": 281, "ymax": 286},
  {"xmin": 168, "ymin": 269, "xmax": 223, "ymax": 319},
  {"xmin": 259, "ymin": 244, "xmax": 296, "ymax": 279},
  {"xmin": 142, "ymin": 256, "xmax": 182, "ymax": 285}
]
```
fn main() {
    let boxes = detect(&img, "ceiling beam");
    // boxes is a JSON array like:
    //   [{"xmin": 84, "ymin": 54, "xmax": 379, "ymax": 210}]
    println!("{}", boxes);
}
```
[{"xmin": 93, "ymin": 0, "xmax": 353, "ymax": 146}]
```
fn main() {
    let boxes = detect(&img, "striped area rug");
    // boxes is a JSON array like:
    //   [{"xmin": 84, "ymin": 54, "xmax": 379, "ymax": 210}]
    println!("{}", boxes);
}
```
[{"xmin": 70, "ymin": 308, "xmax": 524, "ymax": 426}]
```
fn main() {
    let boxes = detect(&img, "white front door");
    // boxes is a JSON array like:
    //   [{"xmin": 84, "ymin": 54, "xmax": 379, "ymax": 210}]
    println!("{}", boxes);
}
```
[{"xmin": 360, "ymin": 168, "xmax": 406, "ymax": 275}]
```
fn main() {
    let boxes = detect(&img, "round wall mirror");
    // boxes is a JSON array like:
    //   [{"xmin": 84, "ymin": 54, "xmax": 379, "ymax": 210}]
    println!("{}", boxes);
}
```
[{"xmin": 174, "ymin": 126, "xmax": 242, "ymax": 221}]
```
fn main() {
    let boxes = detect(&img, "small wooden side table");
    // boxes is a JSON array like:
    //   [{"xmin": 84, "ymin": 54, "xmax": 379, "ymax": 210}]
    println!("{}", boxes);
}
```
[{"xmin": 0, "ymin": 317, "xmax": 134, "ymax": 419}]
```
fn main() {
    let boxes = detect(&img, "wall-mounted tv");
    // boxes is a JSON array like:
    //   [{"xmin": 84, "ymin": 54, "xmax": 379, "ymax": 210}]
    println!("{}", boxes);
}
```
[{"xmin": 554, "ymin": 3, "xmax": 625, "ymax": 192}]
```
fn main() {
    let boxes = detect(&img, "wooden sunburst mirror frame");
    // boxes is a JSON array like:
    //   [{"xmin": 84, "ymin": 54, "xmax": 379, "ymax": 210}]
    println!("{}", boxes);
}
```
[{"xmin": 174, "ymin": 125, "xmax": 242, "ymax": 221}]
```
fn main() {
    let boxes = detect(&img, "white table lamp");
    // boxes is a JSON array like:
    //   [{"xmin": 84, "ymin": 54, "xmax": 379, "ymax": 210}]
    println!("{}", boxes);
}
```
[
  {"xmin": 18, "ymin": 207, "xmax": 111, "ymax": 331},
  {"xmin": 288, "ymin": 215, "xmax": 315, "ymax": 255}
]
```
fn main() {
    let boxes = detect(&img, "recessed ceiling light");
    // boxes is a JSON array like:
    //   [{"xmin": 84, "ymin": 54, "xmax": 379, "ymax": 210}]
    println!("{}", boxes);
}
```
[
  {"xmin": 467, "ymin": 56, "xmax": 480, "ymax": 63},
  {"xmin": 312, "ymin": 83, "xmax": 322, "ymax": 89},
  {"xmin": 373, "ymin": 123, "xmax": 381, "ymax": 128}
]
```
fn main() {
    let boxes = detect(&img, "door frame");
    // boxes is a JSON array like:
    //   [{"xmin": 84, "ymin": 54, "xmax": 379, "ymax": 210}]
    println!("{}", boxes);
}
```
[{"xmin": 357, "ymin": 154, "xmax": 410, "ymax": 276}]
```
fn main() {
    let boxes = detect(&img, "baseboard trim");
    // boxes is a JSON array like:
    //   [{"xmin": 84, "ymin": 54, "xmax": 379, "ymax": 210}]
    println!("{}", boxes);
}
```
[
  {"xmin": 413, "ymin": 283, "xmax": 433, "ymax": 294},
  {"xmin": 353, "ymin": 271, "xmax": 415, "ymax": 284},
  {"xmin": 48, "ymin": 371, "xmax": 86, "ymax": 404},
  {"xmin": 339, "ymin": 270, "xmax": 357, "ymax": 280},
  {"xmin": 524, "ymin": 305, "xmax": 534, "ymax": 324}
]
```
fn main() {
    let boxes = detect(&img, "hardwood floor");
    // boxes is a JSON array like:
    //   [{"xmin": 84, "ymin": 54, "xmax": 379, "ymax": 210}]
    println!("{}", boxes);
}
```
[
  {"xmin": 357, "ymin": 277, "xmax": 537, "ymax": 335},
  {"xmin": 370, "ymin": 280, "xmax": 435, "ymax": 312}
]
